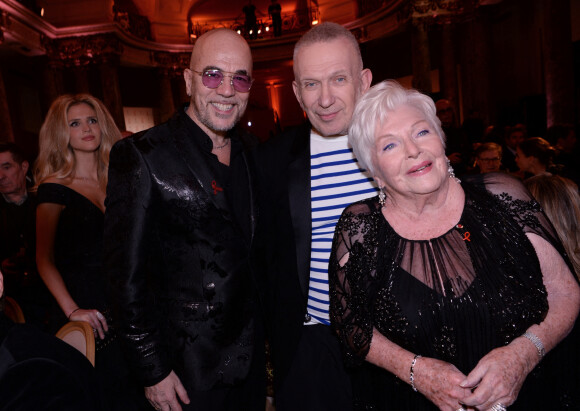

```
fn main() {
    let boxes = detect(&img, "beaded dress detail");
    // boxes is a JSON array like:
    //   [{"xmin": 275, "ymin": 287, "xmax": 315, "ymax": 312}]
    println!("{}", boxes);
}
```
[{"xmin": 329, "ymin": 173, "xmax": 580, "ymax": 410}]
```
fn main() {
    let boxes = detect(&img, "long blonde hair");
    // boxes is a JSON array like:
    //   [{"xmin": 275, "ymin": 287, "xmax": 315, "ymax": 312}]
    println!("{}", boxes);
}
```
[
  {"xmin": 34, "ymin": 94, "xmax": 121, "ymax": 188},
  {"xmin": 525, "ymin": 174, "xmax": 580, "ymax": 279}
]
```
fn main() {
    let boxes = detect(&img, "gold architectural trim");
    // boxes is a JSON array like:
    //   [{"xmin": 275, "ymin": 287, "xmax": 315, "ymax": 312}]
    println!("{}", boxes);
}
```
[{"xmin": 1, "ymin": 0, "xmax": 477, "ymax": 67}]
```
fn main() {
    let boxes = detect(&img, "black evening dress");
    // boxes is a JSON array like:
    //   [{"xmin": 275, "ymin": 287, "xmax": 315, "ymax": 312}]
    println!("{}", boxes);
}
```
[
  {"xmin": 329, "ymin": 173, "xmax": 580, "ymax": 410},
  {"xmin": 37, "ymin": 183, "xmax": 149, "ymax": 411}
]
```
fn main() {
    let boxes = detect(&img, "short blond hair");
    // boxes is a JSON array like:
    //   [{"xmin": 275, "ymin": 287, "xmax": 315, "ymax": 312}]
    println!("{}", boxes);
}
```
[{"xmin": 293, "ymin": 22, "xmax": 363, "ymax": 76}]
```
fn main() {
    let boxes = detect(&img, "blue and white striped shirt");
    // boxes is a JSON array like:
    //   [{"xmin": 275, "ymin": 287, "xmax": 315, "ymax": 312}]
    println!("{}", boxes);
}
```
[{"xmin": 306, "ymin": 132, "xmax": 378, "ymax": 325}]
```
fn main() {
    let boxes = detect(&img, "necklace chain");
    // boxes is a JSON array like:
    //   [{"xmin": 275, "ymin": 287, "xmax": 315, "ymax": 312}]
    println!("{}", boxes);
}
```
[{"xmin": 213, "ymin": 139, "xmax": 230, "ymax": 150}]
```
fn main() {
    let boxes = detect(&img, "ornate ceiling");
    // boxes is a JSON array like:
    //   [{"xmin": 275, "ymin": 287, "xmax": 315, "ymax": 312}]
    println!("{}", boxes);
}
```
[
  {"xmin": 0, "ymin": 0, "xmax": 506, "ymax": 78},
  {"xmin": 32, "ymin": 0, "xmax": 360, "ymax": 44},
  {"xmin": 0, "ymin": 0, "xmax": 407, "ymax": 64}
]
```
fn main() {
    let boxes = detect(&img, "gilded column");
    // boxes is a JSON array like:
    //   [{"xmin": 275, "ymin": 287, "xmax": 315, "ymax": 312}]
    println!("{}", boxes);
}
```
[
  {"xmin": 439, "ymin": 23, "xmax": 459, "ymax": 113},
  {"xmin": 100, "ymin": 57, "xmax": 126, "ymax": 131},
  {"xmin": 457, "ymin": 9, "xmax": 492, "ymax": 125},
  {"xmin": 153, "ymin": 52, "xmax": 190, "ymax": 123},
  {"xmin": 543, "ymin": 0, "xmax": 574, "ymax": 127},
  {"xmin": 173, "ymin": 74, "xmax": 189, "ymax": 107},
  {"xmin": 45, "ymin": 33, "xmax": 125, "ymax": 117},
  {"xmin": 411, "ymin": 19, "xmax": 432, "ymax": 94},
  {"xmin": 0, "ymin": 66, "xmax": 14, "ymax": 142},
  {"xmin": 157, "ymin": 68, "xmax": 175, "ymax": 124},
  {"xmin": 72, "ymin": 65, "xmax": 91, "ymax": 94},
  {"xmin": 41, "ymin": 61, "xmax": 65, "ymax": 110}
]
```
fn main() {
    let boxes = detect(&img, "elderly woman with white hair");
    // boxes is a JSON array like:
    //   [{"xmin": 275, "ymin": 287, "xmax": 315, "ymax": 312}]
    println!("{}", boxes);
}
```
[{"xmin": 329, "ymin": 80, "xmax": 580, "ymax": 411}]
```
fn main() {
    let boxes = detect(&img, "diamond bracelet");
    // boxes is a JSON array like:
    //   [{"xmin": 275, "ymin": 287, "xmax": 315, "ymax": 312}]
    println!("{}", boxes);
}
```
[{"xmin": 523, "ymin": 331, "xmax": 545, "ymax": 360}]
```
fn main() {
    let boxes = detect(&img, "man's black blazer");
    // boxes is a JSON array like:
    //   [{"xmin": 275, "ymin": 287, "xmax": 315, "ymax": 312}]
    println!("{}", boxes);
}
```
[
  {"xmin": 253, "ymin": 123, "xmax": 313, "ymax": 387},
  {"xmin": 104, "ymin": 109, "xmax": 259, "ymax": 392}
]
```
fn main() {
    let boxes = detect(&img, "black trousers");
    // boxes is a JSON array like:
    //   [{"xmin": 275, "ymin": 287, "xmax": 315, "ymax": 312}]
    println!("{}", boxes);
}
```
[
  {"xmin": 275, "ymin": 324, "xmax": 353, "ymax": 411},
  {"xmin": 181, "ymin": 314, "xmax": 266, "ymax": 411}
]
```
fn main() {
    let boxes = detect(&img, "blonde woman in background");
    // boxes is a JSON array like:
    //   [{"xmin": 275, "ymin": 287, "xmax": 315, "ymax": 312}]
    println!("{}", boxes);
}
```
[
  {"xmin": 525, "ymin": 174, "xmax": 580, "ymax": 280},
  {"xmin": 35, "ymin": 93, "xmax": 119, "ymax": 335},
  {"xmin": 34, "ymin": 94, "xmax": 146, "ymax": 410}
]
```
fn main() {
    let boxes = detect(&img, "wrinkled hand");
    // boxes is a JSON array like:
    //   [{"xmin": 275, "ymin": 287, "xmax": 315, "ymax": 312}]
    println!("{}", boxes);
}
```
[
  {"xmin": 68, "ymin": 308, "xmax": 109, "ymax": 340},
  {"xmin": 145, "ymin": 371, "xmax": 190, "ymax": 411},
  {"xmin": 413, "ymin": 357, "xmax": 472, "ymax": 410},
  {"xmin": 460, "ymin": 344, "xmax": 534, "ymax": 410}
]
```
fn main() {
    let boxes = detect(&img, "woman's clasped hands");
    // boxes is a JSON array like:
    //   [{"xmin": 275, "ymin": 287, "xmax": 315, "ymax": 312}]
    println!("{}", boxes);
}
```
[
  {"xmin": 411, "ymin": 356, "xmax": 472, "ymax": 411},
  {"xmin": 414, "ymin": 342, "xmax": 534, "ymax": 411},
  {"xmin": 459, "ymin": 342, "xmax": 535, "ymax": 411}
]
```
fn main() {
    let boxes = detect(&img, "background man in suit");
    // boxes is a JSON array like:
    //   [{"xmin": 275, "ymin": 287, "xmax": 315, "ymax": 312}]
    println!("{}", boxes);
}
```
[
  {"xmin": 254, "ymin": 22, "xmax": 376, "ymax": 410},
  {"xmin": 104, "ymin": 28, "xmax": 263, "ymax": 411},
  {"xmin": 0, "ymin": 143, "xmax": 50, "ymax": 330}
]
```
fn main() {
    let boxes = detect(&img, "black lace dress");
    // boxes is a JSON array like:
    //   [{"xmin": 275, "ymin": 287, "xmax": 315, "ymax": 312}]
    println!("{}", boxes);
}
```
[{"xmin": 329, "ymin": 173, "xmax": 580, "ymax": 410}]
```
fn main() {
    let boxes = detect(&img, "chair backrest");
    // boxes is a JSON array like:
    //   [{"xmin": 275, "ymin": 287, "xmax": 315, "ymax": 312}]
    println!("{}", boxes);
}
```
[
  {"xmin": 55, "ymin": 321, "xmax": 96, "ymax": 366},
  {"xmin": 4, "ymin": 296, "xmax": 25, "ymax": 323}
]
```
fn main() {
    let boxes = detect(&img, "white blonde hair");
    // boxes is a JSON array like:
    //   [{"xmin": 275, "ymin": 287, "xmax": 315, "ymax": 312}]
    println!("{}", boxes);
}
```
[{"xmin": 348, "ymin": 80, "xmax": 445, "ymax": 176}]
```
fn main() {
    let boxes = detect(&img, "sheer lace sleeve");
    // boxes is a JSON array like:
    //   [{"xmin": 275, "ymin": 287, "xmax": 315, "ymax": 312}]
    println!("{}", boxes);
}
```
[
  {"xmin": 476, "ymin": 173, "xmax": 565, "ymax": 256},
  {"xmin": 329, "ymin": 198, "xmax": 380, "ymax": 366}
]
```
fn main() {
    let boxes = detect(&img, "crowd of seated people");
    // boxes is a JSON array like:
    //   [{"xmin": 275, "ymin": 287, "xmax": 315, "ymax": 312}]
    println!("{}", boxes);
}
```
[
  {"xmin": 432, "ymin": 102, "xmax": 579, "ymax": 185},
  {"xmin": 434, "ymin": 109, "xmax": 580, "ymax": 303}
]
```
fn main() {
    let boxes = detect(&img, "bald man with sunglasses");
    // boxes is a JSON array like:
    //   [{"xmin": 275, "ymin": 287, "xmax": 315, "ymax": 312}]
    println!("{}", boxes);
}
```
[{"xmin": 104, "ymin": 28, "xmax": 264, "ymax": 411}]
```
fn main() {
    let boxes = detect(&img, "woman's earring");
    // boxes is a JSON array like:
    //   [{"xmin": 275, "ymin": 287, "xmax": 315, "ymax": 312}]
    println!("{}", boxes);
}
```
[
  {"xmin": 379, "ymin": 187, "xmax": 386, "ymax": 207},
  {"xmin": 447, "ymin": 158, "xmax": 461, "ymax": 183}
]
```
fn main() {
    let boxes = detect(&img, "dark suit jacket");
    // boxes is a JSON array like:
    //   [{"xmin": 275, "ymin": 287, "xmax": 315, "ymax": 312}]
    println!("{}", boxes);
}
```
[
  {"xmin": 502, "ymin": 145, "xmax": 519, "ymax": 173},
  {"xmin": 252, "ymin": 123, "xmax": 312, "ymax": 387},
  {"xmin": 0, "ymin": 317, "xmax": 103, "ymax": 410},
  {"xmin": 104, "ymin": 108, "xmax": 259, "ymax": 392}
]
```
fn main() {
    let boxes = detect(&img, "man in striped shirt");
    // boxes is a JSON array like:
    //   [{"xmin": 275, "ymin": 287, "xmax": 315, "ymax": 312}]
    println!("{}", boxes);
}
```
[{"xmin": 254, "ymin": 22, "xmax": 376, "ymax": 410}]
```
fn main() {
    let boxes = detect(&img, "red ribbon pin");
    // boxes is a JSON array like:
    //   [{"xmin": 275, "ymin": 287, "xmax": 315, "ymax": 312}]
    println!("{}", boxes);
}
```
[
  {"xmin": 211, "ymin": 180, "xmax": 223, "ymax": 195},
  {"xmin": 463, "ymin": 232, "xmax": 471, "ymax": 241}
]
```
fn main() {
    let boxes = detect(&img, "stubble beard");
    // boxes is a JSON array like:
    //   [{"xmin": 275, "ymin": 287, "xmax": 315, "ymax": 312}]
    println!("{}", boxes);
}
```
[{"xmin": 194, "ymin": 99, "xmax": 245, "ymax": 133}]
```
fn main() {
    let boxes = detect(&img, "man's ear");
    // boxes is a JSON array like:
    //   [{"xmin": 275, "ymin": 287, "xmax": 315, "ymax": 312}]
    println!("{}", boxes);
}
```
[
  {"xmin": 292, "ymin": 80, "xmax": 305, "ymax": 111},
  {"xmin": 183, "ymin": 69, "xmax": 193, "ymax": 97},
  {"xmin": 360, "ymin": 68, "xmax": 372, "ymax": 95},
  {"xmin": 21, "ymin": 160, "xmax": 29, "ymax": 174}
]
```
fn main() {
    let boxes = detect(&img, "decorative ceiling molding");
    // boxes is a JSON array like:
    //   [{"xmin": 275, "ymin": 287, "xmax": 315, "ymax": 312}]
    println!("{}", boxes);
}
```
[
  {"xmin": 344, "ymin": 0, "xmax": 409, "ymax": 42},
  {"xmin": 43, "ymin": 32, "xmax": 123, "ymax": 67},
  {"xmin": 1, "ymin": 0, "xmax": 495, "ymax": 66},
  {"xmin": 151, "ymin": 49, "xmax": 191, "ymax": 75}
]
